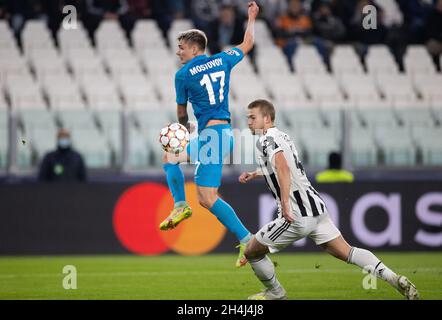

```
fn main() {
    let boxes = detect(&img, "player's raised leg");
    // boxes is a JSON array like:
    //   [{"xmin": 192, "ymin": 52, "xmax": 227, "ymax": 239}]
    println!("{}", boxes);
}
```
[
  {"xmin": 159, "ymin": 143, "xmax": 194, "ymax": 231},
  {"xmin": 244, "ymin": 237, "xmax": 286, "ymax": 300},
  {"xmin": 320, "ymin": 235, "xmax": 420, "ymax": 300}
]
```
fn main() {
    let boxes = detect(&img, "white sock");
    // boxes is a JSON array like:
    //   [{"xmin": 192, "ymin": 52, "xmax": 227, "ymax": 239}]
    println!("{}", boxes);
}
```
[
  {"xmin": 249, "ymin": 255, "xmax": 283, "ymax": 293},
  {"xmin": 347, "ymin": 247, "xmax": 398, "ymax": 288}
]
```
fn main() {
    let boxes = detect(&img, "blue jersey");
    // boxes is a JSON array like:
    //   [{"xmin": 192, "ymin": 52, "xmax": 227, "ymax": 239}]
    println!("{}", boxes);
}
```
[{"xmin": 175, "ymin": 47, "xmax": 244, "ymax": 133}]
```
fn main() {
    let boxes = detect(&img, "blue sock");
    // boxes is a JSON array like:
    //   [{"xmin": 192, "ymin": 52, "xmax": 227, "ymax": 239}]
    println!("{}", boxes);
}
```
[
  {"xmin": 163, "ymin": 163, "xmax": 186, "ymax": 207},
  {"xmin": 210, "ymin": 198, "xmax": 251, "ymax": 243}
]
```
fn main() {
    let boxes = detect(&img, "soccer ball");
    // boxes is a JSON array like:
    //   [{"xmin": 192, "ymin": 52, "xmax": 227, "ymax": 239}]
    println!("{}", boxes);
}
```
[{"xmin": 159, "ymin": 123, "xmax": 190, "ymax": 153}]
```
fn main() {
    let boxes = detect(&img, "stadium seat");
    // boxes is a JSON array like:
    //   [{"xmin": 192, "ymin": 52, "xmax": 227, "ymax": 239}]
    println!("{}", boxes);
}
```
[
  {"xmin": 132, "ymin": 19, "xmax": 166, "ymax": 55},
  {"xmin": 331, "ymin": 45, "xmax": 364, "ymax": 76},
  {"xmin": 57, "ymin": 109, "xmax": 97, "ymax": 130},
  {"xmin": 358, "ymin": 108, "xmax": 399, "ymax": 128},
  {"xmin": 253, "ymin": 19, "xmax": 274, "ymax": 46},
  {"xmin": 375, "ymin": 126, "xmax": 416, "ymax": 166},
  {"xmin": 232, "ymin": 55, "xmax": 256, "ymax": 76},
  {"xmin": 70, "ymin": 127, "xmax": 112, "ymax": 168},
  {"xmin": 366, "ymin": 45, "xmax": 399, "ymax": 75},
  {"xmin": 140, "ymin": 48, "xmax": 178, "ymax": 77},
  {"xmin": 127, "ymin": 125, "xmax": 150, "ymax": 168},
  {"xmin": 7, "ymin": 82, "xmax": 47, "ymax": 110},
  {"xmin": 403, "ymin": 45, "xmax": 437, "ymax": 76},
  {"xmin": 26, "ymin": 126, "xmax": 58, "ymax": 160},
  {"xmin": 293, "ymin": 45, "xmax": 328, "ymax": 74},
  {"xmin": 0, "ymin": 56, "xmax": 30, "ymax": 84},
  {"xmin": 265, "ymin": 74, "xmax": 309, "ymax": 110},
  {"xmin": 354, "ymin": 97, "xmax": 393, "ymax": 110},
  {"xmin": 375, "ymin": 74, "xmax": 418, "ymax": 103},
  {"xmin": 104, "ymin": 55, "xmax": 141, "ymax": 78},
  {"xmin": 57, "ymin": 22, "xmax": 91, "ymax": 55},
  {"xmin": 120, "ymin": 84, "xmax": 161, "ymax": 110},
  {"xmin": 256, "ymin": 47, "xmax": 291, "ymax": 75},
  {"xmin": 21, "ymin": 20, "xmax": 54, "ymax": 56},
  {"xmin": 299, "ymin": 126, "xmax": 340, "ymax": 168},
  {"xmin": 350, "ymin": 126, "xmax": 378, "ymax": 167},
  {"xmin": 412, "ymin": 127, "xmax": 442, "ymax": 166},
  {"xmin": 397, "ymin": 108, "xmax": 436, "ymax": 129},
  {"xmin": 0, "ymin": 20, "xmax": 15, "ymax": 49},
  {"xmin": 95, "ymin": 20, "xmax": 128, "ymax": 53}
]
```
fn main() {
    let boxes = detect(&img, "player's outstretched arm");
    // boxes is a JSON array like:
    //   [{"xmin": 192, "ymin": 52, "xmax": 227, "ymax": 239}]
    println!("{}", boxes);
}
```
[
  {"xmin": 274, "ymin": 151, "xmax": 296, "ymax": 223},
  {"xmin": 236, "ymin": 1, "xmax": 259, "ymax": 55}
]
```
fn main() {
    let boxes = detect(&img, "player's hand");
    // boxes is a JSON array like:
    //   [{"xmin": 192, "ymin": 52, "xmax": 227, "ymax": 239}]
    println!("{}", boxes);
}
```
[
  {"xmin": 282, "ymin": 203, "xmax": 295, "ymax": 223},
  {"xmin": 239, "ymin": 171, "xmax": 256, "ymax": 184},
  {"xmin": 186, "ymin": 122, "xmax": 196, "ymax": 134},
  {"xmin": 247, "ymin": 1, "xmax": 259, "ymax": 20}
]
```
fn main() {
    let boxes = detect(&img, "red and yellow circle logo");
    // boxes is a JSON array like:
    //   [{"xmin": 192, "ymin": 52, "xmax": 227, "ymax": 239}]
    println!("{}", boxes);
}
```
[{"xmin": 113, "ymin": 182, "xmax": 226, "ymax": 255}]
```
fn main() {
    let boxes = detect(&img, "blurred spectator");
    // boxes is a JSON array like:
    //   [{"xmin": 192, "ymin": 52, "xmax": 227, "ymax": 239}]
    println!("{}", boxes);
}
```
[
  {"xmin": 255, "ymin": 0, "xmax": 287, "ymax": 38},
  {"xmin": 38, "ymin": 128, "xmax": 87, "ymax": 182},
  {"xmin": 312, "ymin": 0, "xmax": 346, "ymax": 67},
  {"xmin": 188, "ymin": 0, "xmax": 219, "ymax": 37},
  {"xmin": 0, "ymin": 0, "xmax": 10, "ymax": 20},
  {"xmin": 274, "ymin": 0, "xmax": 313, "ymax": 69},
  {"xmin": 84, "ymin": 0, "xmax": 134, "ymax": 39},
  {"xmin": 397, "ymin": 0, "xmax": 432, "ymax": 44},
  {"xmin": 7, "ymin": 0, "xmax": 50, "ymax": 38},
  {"xmin": 315, "ymin": 152, "xmax": 354, "ymax": 183},
  {"xmin": 151, "ymin": 0, "xmax": 184, "ymax": 43},
  {"xmin": 313, "ymin": 1, "xmax": 346, "ymax": 42},
  {"xmin": 425, "ymin": 0, "xmax": 442, "ymax": 70},
  {"xmin": 208, "ymin": 4, "xmax": 245, "ymax": 54},
  {"xmin": 127, "ymin": 0, "xmax": 151, "ymax": 19}
]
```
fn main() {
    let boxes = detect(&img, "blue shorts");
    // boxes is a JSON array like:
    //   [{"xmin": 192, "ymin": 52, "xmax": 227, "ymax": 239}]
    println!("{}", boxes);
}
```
[{"xmin": 186, "ymin": 124, "xmax": 234, "ymax": 188}]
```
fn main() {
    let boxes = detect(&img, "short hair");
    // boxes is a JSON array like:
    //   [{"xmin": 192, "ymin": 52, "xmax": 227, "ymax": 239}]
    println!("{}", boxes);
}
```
[
  {"xmin": 247, "ymin": 99, "xmax": 276, "ymax": 122},
  {"xmin": 177, "ymin": 29, "xmax": 207, "ymax": 51}
]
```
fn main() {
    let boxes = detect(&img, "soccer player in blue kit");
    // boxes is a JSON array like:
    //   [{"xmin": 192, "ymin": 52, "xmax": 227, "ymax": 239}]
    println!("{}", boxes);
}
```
[{"xmin": 159, "ymin": 2, "xmax": 260, "ymax": 267}]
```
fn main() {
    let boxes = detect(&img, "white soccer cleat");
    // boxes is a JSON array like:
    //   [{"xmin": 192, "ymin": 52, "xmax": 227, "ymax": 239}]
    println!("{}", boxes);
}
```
[
  {"xmin": 397, "ymin": 275, "xmax": 420, "ymax": 300},
  {"xmin": 248, "ymin": 288, "xmax": 287, "ymax": 300}
]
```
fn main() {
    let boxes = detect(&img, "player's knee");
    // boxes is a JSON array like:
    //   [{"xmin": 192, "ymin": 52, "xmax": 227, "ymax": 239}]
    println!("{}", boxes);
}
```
[
  {"xmin": 197, "ymin": 189, "xmax": 217, "ymax": 209},
  {"xmin": 244, "ymin": 246, "xmax": 261, "ymax": 260},
  {"xmin": 197, "ymin": 195, "xmax": 216, "ymax": 209}
]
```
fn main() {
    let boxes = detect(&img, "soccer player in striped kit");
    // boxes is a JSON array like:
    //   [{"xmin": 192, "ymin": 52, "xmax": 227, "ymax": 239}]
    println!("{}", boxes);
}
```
[{"xmin": 239, "ymin": 99, "xmax": 419, "ymax": 300}]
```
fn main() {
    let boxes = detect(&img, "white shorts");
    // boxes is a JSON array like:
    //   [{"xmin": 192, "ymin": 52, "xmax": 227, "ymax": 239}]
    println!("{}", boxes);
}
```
[{"xmin": 255, "ymin": 213, "xmax": 341, "ymax": 253}]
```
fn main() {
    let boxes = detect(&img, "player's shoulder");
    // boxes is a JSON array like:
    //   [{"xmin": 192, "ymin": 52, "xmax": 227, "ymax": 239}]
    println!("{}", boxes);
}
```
[
  {"xmin": 264, "ymin": 127, "xmax": 284, "ymax": 140},
  {"xmin": 175, "ymin": 66, "xmax": 187, "ymax": 80}
]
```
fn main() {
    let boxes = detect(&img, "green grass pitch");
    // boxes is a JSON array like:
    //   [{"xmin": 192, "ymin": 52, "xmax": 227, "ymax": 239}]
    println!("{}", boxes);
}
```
[{"xmin": 0, "ymin": 252, "xmax": 441, "ymax": 300}]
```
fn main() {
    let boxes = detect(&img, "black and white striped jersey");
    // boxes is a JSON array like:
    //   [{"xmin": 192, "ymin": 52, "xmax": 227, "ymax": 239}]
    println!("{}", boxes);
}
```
[{"xmin": 255, "ymin": 127, "xmax": 326, "ymax": 219}]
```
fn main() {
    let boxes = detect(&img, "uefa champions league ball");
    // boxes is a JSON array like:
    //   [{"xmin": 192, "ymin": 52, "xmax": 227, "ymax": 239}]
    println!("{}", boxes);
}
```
[{"xmin": 159, "ymin": 123, "xmax": 190, "ymax": 153}]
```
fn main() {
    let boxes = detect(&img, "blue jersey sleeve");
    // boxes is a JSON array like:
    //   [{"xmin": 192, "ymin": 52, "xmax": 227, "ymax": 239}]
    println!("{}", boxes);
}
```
[
  {"xmin": 175, "ymin": 71, "xmax": 188, "ymax": 105},
  {"xmin": 219, "ymin": 47, "xmax": 244, "ymax": 70}
]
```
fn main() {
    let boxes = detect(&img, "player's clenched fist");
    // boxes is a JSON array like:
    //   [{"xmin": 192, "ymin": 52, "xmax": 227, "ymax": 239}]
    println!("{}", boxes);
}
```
[
  {"xmin": 248, "ymin": 1, "xmax": 259, "ymax": 19},
  {"xmin": 238, "ymin": 171, "xmax": 256, "ymax": 184}
]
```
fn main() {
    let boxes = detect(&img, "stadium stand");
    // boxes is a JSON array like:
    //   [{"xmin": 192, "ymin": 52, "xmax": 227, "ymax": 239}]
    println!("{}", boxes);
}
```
[{"xmin": 0, "ymin": 0, "xmax": 441, "ymax": 174}]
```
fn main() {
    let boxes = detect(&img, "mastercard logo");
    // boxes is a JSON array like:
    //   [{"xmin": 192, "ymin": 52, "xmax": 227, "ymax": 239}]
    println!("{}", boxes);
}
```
[{"xmin": 113, "ymin": 182, "xmax": 226, "ymax": 255}]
